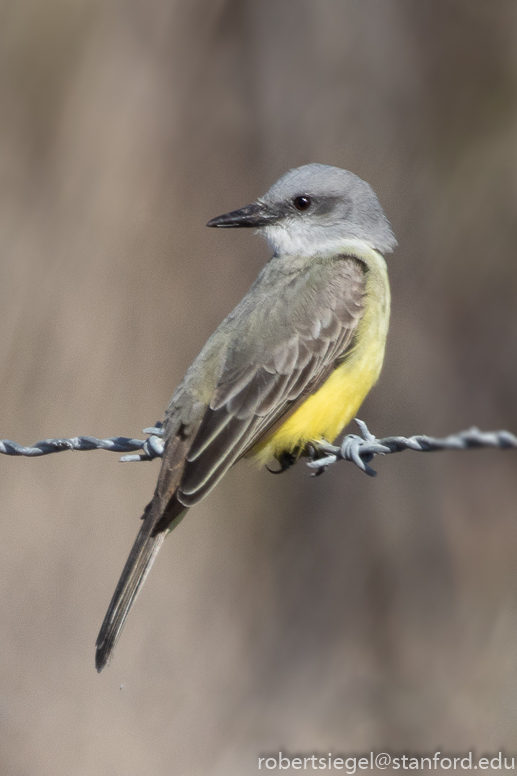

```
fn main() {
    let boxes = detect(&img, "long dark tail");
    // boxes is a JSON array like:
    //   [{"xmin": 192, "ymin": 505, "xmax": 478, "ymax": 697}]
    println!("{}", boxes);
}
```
[{"xmin": 95, "ymin": 501, "xmax": 187, "ymax": 672}]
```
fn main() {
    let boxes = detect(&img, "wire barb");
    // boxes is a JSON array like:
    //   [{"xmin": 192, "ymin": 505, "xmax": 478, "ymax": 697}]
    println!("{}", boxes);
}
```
[
  {"xmin": 306, "ymin": 420, "xmax": 517, "ymax": 476},
  {"xmin": 0, "ymin": 420, "xmax": 515, "ymax": 476}
]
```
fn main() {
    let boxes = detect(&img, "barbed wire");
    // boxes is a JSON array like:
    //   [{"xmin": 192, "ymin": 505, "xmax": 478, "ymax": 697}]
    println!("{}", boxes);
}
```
[
  {"xmin": 0, "ymin": 419, "xmax": 515, "ymax": 477},
  {"xmin": 306, "ymin": 420, "xmax": 517, "ymax": 476},
  {"xmin": 0, "ymin": 425, "xmax": 165, "ymax": 461}
]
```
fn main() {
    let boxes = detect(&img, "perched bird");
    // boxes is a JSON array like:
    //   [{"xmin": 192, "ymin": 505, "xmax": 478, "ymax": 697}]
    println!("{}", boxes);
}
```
[{"xmin": 95, "ymin": 163, "xmax": 396, "ymax": 671}]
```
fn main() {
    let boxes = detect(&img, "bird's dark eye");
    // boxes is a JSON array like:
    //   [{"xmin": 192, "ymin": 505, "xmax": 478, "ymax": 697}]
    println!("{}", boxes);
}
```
[{"xmin": 293, "ymin": 195, "xmax": 312, "ymax": 211}]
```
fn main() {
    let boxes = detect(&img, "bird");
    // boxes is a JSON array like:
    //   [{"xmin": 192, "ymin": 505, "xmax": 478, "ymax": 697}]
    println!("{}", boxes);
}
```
[{"xmin": 95, "ymin": 163, "xmax": 396, "ymax": 671}]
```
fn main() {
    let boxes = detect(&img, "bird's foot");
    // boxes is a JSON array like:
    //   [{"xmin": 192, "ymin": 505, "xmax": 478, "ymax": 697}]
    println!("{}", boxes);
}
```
[
  {"xmin": 266, "ymin": 449, "xmax": 300, "ymax": 475},
  {"xmin": 306, "ymin": 440, "xmax": 338, "ymax": 476}
]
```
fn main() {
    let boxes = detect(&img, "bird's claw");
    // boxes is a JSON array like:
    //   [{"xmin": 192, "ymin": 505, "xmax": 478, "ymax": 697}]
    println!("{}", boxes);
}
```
[
  {"xmin": 266, "ymin": 450, "xmax": 299, "ymax": 474},
  {"xmin": 306, "ymin": 441, "xmax": 339, "ymax": 476}
]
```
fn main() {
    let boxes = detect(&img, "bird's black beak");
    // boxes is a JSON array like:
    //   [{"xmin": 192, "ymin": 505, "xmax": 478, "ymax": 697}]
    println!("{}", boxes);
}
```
[{"xmin": 206, "ymin": 202, "xmax": 278, "ymax": 228}]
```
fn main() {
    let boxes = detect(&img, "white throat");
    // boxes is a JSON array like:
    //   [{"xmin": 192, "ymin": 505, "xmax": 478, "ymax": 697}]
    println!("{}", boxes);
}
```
[{"xmin": 262, "ymin": 221, "xmax": 379, "ymax": 259}]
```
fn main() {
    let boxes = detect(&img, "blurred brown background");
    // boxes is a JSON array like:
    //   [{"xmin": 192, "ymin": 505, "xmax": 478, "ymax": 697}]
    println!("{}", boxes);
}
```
[{"xmin": 0, "ymin": 0, "xmax": 516, "ymax": 773}]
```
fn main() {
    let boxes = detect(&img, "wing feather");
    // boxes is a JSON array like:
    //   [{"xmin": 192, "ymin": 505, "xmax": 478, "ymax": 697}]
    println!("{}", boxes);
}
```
[
  {"xmin": 182, "ymin": 416, "xmax": 256, "ymax": 495},
  {"xmin": 176, "ymin": 256, "xmax": 366, "ymax": 507},
  {"xmin": 96, "ymin": 255, "xmax": 368, "ymax": 669}
]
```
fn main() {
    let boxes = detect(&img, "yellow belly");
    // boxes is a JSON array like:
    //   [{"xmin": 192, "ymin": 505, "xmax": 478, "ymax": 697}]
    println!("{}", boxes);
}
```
[
  {"xmin": 250, "ymin": 246, "xmax": 390, "ymax": 466},
  {"xmin": 251, "ymin": 337, "xmax": 384, "ymax": 465}
]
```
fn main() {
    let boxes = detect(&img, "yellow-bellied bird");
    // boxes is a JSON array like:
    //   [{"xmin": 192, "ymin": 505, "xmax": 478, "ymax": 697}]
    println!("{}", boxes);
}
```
[{"xmin": 95, "ymin": 164, "xmax": 396, "ymax": 671}]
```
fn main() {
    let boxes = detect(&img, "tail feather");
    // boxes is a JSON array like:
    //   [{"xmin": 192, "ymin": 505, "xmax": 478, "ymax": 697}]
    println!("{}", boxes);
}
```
[{"xmin": 95, "ymin": 502, "xmax": 187, "ymax": 672}]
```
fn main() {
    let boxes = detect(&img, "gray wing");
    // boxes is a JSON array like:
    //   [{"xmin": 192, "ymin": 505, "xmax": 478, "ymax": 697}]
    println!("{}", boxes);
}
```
[
  {"xmin": 97, "ymin": 255, "xmax": 365, "ymax": 667},
  {"xmin": 172, "ymin": 255, "xmax": 366, "ymax": 510}
]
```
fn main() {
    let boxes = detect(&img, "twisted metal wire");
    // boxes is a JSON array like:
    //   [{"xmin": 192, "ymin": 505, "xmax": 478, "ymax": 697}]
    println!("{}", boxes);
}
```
[
  {"xmin": 306, "ymin": 420, "xmax": 517, "ymax": 476},
  {"xmin": 0, "ymin": 426, "xmax": 165, "ymax": 461},
  {"xmin": 0, "ymin": 420, "xmax": 515, "ymax": 476}
]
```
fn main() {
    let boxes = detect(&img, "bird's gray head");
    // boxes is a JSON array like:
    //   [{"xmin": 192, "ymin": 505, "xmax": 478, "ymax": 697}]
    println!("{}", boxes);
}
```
[{"xmin": 207, "ymin": 163, "xmax": 397, "ymax": 257}]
